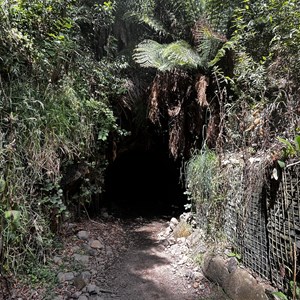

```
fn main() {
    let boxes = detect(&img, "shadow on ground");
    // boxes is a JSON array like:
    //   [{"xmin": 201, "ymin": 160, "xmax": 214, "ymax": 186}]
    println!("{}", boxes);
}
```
[{"xmin": 103, "ymin": 219, "xmax": 228, "ymax": 300}]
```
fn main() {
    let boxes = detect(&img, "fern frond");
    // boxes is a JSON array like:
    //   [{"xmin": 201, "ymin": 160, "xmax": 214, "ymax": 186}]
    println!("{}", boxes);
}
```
[
  {"xmin": 161, "ymin": 41, "xmax": 203, "ymax": 69},
  {"xmin": 192, "ymin": 20, "xmax": 227, "ymax": 67},
  {"xmin": 122, "ymin": 0, "xmax": 169, "ymax": 36},
  {"xmin": 133, "ymin": 39, "xmax": 203, "ymax": 71},
  {"xmin": 133, "ymin": 40, "xmax": 166, "ymax": 69}
]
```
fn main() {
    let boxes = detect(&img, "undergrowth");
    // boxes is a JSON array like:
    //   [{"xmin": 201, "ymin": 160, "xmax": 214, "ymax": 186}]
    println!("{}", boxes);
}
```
[
  {"xmin": 0, "ymin": 0, "xmax": 127, "ymax": 277},
  {"xmin": 185, "ymin": 147, "xmax": 225, "ymax": 238}
]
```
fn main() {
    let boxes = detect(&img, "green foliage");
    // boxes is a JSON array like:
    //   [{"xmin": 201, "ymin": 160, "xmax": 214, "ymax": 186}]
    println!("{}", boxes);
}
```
[
  {"xmin": 185, "ymin": 148, "xmax": 220, "ymax": 206},
  {"xmin": 124, "ymin": 0, "xmax": 206, "ymax": 39},
  {"xmin": 0, "ymin": 0, "xmax": 126, "ymax": 275},
  {"xmin": 273, "ymin": 291, "xmax": 289, "ymax": 300},
  {"xmin": 129, "ymin": 0, "xmax": 228, "ymax": 71},
  {"xmin": 23, "ymin": 261, "xmax": 57, "ymax": 286},
  {"xmin": 278, "ymin": 135, "xmax": 300, "ymax": 159},
  {"xmin": 185, "ymin": 147, "xmax": 224, "ymax": 237},
  {"xmin": 227, "ymin": 251, "xmax": 241, "ymax": 261},
  {"xmin": 133, "ymin": 40, "xmax": 203, "ymax": 71},
  {"xmin": 272, "ymin": 281, "xmax": 300, "ymax": 300}
]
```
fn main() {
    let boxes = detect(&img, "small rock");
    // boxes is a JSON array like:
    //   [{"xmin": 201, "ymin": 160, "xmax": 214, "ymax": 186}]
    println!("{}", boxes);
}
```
[
  {"xmin": 89, "ymin": 296, "xmax": 104, "ymax": 300},
  {"xmin": 53, "ymin": 296, "xmax": 64, "ymax": 300},
  {"xmin": 72, "ymin": 291, "xmax": 82, "ymax": 298},
  {"xmin": 57, "ymin": 272, "xmax": 65, "ymax": 283},
  {"xmin": 178, "ymin": 257, "xmax": 188, "ymax": 265},
  {"xmin": 65, "ymin": 272, "xmax": 75, "ymax": 281},
  {"xmin": 72, "ymin": 245, "xmax": 81, "ymax": 253},
  {"xmin": 77, "ymin": 230, "xmax": 89, "ymax": 241},
  {"xmin": 165, "ymin": 227, "xmax": 172, "ymax": 235},
  {"xmin": 177, "ymin": 237, "xmax": 186, "ymax": 244},
  {"xmin": 81, "ymin": 271, "xmax": 92, "ymax": 281},
  {"xmin": 74, "ymin": 275, "xmax": 88, "ymax": 290},
  {"xmin": 87, "ymin": 284, "xmax": 99, "ymax": 294},
  {"xmin": 169, "ymin": 217, "xmax": 179, "ymax": 230},
  {"xmin": 185, "ymin": 270, "xmax": 194, "ymax": 281},
  {"xmin": 194, "ymin": 272, "xmax": 203, "ymax": 282},
  {"xmin": 193, "ymin": 282, "xmax": 200, "ymax": 289},
  {"xmin": 53, "ymin": 256, "xmax": 63, "ymax": 265},
  {"xmin": 73, "ymin": 254, "xmax": 90, "ymax": 264},
  {"xmin": 227, "ymin": 257, "xmax": 238, "ymax": 273},
  {"xmin": 89, "ymin": 240, "xmax": 104, "ymax": 249},
  {"xmin": 167, "ymin": 236, "xmax": 176, "ymax": 245},
  {"xmin": 82, "ymin": 244, "xmax": 98, "ymax": 256},
  {"xmin": 101, "ymin": 212, "xmax": 110, "ymax": 219},
  {"xmin": 170, "ymin": 217, "xmax": 179, "ymax": 225},
  {"xmin": 78, "ymin": 295, "xmax": 88, "ymax": 300}
]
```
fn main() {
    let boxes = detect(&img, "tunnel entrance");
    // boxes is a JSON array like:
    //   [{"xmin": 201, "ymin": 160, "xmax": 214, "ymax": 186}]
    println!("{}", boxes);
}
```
[{"xmin": 104, "ymin": 148, "xmax": 187, "ymax": 218}]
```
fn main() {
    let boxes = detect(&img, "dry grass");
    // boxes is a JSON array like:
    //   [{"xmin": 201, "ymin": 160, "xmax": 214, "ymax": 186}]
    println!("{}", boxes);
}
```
[{"xmin": 172, "ymin": 220, "xmax": 192, "ymax": 239}]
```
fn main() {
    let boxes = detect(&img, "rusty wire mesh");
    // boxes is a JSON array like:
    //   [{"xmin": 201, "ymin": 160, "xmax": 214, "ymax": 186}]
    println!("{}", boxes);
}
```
[
  {"xmin": 222, "ymin": 159, "xmax": 299, "ymax": 288},
  {"xmin": 194, "ymin": 154, "xmax": 300, "ymax": 289},
  {"xmin": 224, "ymin": 159, "xmax": 271, "ymax": 281},
  {"xmin": 267, "ymin": 164, "xmax": 300, "ymax": 288}
]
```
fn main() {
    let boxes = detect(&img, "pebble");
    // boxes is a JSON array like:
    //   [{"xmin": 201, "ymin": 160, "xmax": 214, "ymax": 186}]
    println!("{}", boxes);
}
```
[
  {"xmin": 89, "ymin": 240, "xmax": 104, "ymax": 249},
  {"xmin": 77, "ymin": 230, "xmax": 89, "ymax": 240},
  {"xmin": 73, "ymin": 254, "xmax": 90, "ymax": 264},
  {"xmin": 57, "ymin": 272, "xmax": 74, "ymax": 283},
  {"xmin": 74, "ymin": 275, "xmax": 88, "ymax": 290},
  {"xmin": 53, "ymin": 256, "xmax": 63, "ymax": 265}
]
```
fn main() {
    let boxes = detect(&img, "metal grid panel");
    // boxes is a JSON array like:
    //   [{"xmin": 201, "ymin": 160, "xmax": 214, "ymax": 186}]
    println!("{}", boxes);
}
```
[
  {"xmin": 234, "ymin": 163, "xmax": 270, "ymax": 280},
  {"xmin": 223, "ymin": 163, "xmax": 244, "ymax": 243},
  {"xmin": 199, "ymin": 158, "xmax": 300, "ymax": 289},
  {"xmin": 267, "ymin": 164, "xmax": 300, "ymax": 288}
]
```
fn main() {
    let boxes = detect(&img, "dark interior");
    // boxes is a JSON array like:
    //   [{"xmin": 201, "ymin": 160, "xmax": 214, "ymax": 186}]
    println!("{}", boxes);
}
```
[{"xmin": 104, "ymin": 148, "xmax": 187, "ymax": 218}]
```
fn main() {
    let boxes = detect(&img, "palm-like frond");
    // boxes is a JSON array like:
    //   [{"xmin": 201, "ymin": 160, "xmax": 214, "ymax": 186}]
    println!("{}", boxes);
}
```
[
  {"xmin": 122, "ymin": 0, "xmax": 207, "ymax": 38},
  {"xmin": 133, "ymin": 40, "xmax": 204, "ymax": 71},
  {"xmin": 122, "ymin": 0, "xmax": 169, "ymax": 36},
  {"xmin": 133, "ymin": 40, "xmax": 166, "ymax": 69},
  {"xmin": 192, "ymin": 20, "xmax": 227, "ymax": 67}
]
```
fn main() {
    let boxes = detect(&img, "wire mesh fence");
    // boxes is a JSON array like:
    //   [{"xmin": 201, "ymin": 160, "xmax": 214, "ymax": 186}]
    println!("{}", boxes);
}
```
[
  {"xmin": 267, "ymin": 164, "xmax": 300, "ymax": 288},
  {"xmin": 197, "ymin": 156, "xmax": 300, "ymax": 289},
  {"xmin": 229, "ymin": 160, "xmax": 299, "ymax": 289}
]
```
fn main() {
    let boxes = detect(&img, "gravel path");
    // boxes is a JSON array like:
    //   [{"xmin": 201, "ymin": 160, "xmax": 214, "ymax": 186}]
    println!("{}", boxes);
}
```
[{"xmin": 8, "ymin": 216, "xmax": 229, "ymax": 300}]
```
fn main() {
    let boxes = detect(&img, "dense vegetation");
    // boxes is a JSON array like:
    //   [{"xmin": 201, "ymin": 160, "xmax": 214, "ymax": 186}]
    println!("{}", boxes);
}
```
[
  {"xmin": 0, "ymin": 0, "xmax": 299, "ymax": 288},
  {"xmin": 0, "ymin": 0, "xmax": 126, "ymax": 275}
]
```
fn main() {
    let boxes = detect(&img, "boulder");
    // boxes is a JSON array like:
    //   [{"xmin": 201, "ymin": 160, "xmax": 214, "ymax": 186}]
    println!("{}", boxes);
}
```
[
  {"xmin": 202, "ymin": 255, "xmax": 229, "ymax": 287},
  {"xmin": 223, "ymin": 269, "xmax": 268, "ymax": 300}
]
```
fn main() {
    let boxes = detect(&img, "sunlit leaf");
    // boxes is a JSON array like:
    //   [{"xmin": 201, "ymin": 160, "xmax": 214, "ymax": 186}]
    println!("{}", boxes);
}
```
[{"xmin": 4, "ymin": 210, "xmax": 21, "ymax": 222}]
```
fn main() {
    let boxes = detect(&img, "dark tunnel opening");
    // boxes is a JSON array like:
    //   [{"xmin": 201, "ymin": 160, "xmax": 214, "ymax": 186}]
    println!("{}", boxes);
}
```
[{"xmin": 103, "ymin": 149, "xmax": 187, "ymax": 218}]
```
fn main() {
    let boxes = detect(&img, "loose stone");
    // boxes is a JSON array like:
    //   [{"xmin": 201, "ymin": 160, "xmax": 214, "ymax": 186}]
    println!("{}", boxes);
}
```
[{"xmin": 77, "ymin": 230, "xmax": 89, "ymax": 241}]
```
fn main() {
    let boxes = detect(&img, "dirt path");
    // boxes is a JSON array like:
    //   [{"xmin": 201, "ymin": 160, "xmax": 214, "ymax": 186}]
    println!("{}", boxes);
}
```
[
  {"xmin": 103, "ymin": 220, "xmax": 196, "ymax": 300},
  {"xmin": 102, "ymin": 219, "xmax": 228, "ymax": 300},
  {"xmin": 8, "ymin": 217, "xmax": 229, "ymax": 300}
]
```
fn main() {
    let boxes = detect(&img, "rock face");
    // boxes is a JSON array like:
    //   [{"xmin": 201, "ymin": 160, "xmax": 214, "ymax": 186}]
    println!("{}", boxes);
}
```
[{"xmin": 203, "ymin": 255, "xmax": 268, "ymax": 300}]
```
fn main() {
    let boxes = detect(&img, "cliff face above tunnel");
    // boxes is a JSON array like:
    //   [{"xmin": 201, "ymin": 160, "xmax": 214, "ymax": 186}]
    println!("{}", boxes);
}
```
[{"xmin": 104, "ymin": 148, "xmax": 187, "ymax": 217}]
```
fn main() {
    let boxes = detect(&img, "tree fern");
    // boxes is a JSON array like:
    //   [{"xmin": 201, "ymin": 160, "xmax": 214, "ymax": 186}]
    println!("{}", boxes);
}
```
[
  {"xmin": 122, "ymin": 0, "xmax": 206, "ymax": 39},
  {"xmin": 133, "ymin": 39, "xmax": 204, "ymax": 71},
  {"xmin": 122, "ymin": 0, "xmax": 169, "ymax": 36}
]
